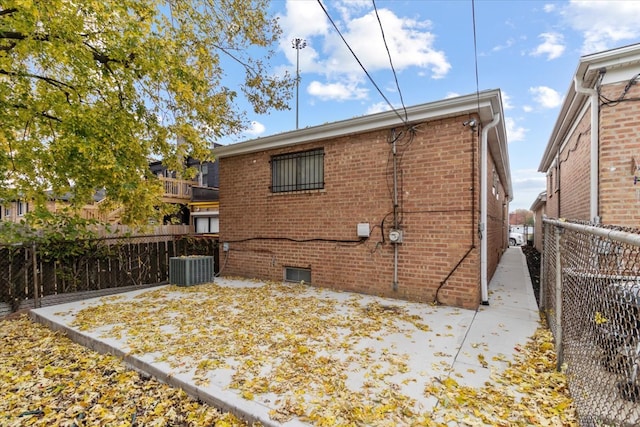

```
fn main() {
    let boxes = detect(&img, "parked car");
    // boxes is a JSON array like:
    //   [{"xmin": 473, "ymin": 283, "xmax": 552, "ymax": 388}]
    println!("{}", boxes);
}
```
[{"xmin": 509, "ymin": 231, "xmax": 525, "ymax": 246}]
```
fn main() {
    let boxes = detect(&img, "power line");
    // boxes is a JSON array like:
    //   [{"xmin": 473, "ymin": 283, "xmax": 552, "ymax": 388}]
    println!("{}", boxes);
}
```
[
  {"xmin": 316, "ymin": 0, "xmax": 407, "ymax": 125},
  {"xmin": 472, "ymin": 0, "xmax": 481, "ymax": 114},
  {"xmin": 372, "ymin": 0, "xmax": 408, "ymax": 123}
]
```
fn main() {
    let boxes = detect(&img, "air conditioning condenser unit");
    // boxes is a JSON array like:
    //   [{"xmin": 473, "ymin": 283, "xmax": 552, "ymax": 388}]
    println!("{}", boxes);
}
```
[{"xmin": 169, "ymin": 256, "xmax": 214, "ymax": 286}]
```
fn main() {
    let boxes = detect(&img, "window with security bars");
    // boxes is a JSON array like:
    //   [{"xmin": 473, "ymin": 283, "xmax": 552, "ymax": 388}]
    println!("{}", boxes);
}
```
[{"xmin": 271, "ymin": 149, "xmax": 324, "ymax": 192}]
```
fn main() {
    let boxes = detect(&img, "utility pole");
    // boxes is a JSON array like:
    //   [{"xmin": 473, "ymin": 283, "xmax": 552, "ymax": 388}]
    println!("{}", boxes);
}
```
[{"xmin": 292, "ymin": 38, "xmax": 306, "ymax": 129}]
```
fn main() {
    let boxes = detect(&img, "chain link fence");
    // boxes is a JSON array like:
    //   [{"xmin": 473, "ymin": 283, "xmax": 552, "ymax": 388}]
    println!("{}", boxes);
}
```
[
  {"xmin": 0, "ymin": 234, "xmax": 218, "ymax": 317},
  {"xmin": 541, "ymin": 219, "xmax": 640, "ymax": 426}
]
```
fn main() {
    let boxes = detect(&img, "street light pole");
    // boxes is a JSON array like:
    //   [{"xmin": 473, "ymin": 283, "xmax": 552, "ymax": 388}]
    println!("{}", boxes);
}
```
[{"xmin": 292, "ymin": 38, "xmax": 306, "ymax": 129}]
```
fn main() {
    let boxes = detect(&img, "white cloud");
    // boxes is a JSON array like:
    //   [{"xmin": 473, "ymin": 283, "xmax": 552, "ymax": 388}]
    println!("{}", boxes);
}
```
[
  {"xmin": 276, "ymin": 0, "xmax": 328, "ymax": 76},
  {"xmin": 530, "ymin": 32, "xmax": 565, "ymax": 60},
  {"xmin": 365, "ymin": 102, "xmax": 392, "ymax": 115},
  {"xmin": 278, "ymin": 0, "xmax": 451, "ymax": 100},
  {"xmin": 244, "ymin": 121, "xmax": 266, "ymax": 136},
  {"xmin": 334, "ymin": 0, "xmax": 370, "ymax": 22},
  {"xmin": 492, "ymin": 38, "xmax": 515, "ymax": 52},
  {"xmin": 337, "ymin": 8, "xmax": 450, "ymax": 78},
  {"xmin": 505, "ymin": 117, "xmax": 527, "ymax": 143},
  {"xmin": 523, "ymin": 105, "xmax": 533, "ymax": 113},
  {"xmin": 307, "ymin": 80, "xmax": 369, "ymax": 101},
  {"xmin": 529, "ymin": 86, "xmax": 563, "ymax": 108},
  {"xmin": 562, "ymin": 1, "xmax": 640, "ymax": 54},
  {"xmin": 543, "ymin": 4, "xmax": 556, "ymax": 13},
  {"xmin": 501, "ymin": 91, "xmax": 513, "ymax": 110},
  {"xmin": 444, "ymin": 92, "xmax": 460, "ymax": 99},
  {"xmin": 512, "ymin": 169, "xmax": 547, "ymax": 188},
  {"xmin": 278, "ymin": 1, "xmax": 329, "ymax": 41},
  {"xmin": 509, "ymin": 169, "xmax": 547, "ymax": 210}
]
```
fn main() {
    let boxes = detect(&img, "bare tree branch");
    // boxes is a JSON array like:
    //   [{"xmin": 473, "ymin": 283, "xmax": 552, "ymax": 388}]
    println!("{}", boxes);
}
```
[
  {"xmin": 0, "ymin": 30, "xmax": 134, "ymax": 66},
  {"xmin": 0, "ymin": 8, "xmax": 18, "ymax": 17},
  {"xmin": 2, "ymin": 102, "xmax": 63, "ymax": 123},
  {"xmin": 212, "ymin": 43, "xmax": 259, "ymax": 77},
  {"xmin": 0, "ymin": 69, "xmax": 76, "ymax": 104}
]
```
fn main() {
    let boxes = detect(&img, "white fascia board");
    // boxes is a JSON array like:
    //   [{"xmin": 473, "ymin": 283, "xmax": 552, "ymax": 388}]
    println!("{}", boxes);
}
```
[
  {"xmin": 215, "ymin": 90, "xmax": 503, "ymax": 158},
  {"xmin": 579, "ymin": 43, "xmax": 640, "ymax": 84},
  {"xmin": 481, "ymin": 90, "xmax": 511, "ymax": 199},
  {"xmin": 530, "ymin": 191, "xmax": 547, "ymax": 212},
  {"xmin": 539, "ymin": 43, "xmax": 640, "ymax": 172}
]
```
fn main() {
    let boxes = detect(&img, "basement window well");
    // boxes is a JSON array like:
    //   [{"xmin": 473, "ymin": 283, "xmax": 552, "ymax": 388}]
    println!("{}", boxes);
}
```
[{"xmin": 285, "ymin": 267, "xmax": 311, "ymax": 283}]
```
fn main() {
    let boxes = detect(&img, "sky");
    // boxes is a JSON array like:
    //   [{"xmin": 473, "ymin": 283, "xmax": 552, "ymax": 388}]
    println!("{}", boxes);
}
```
[{"xmin": 221, "ymin": 0, "xmax": 640, "ymax": 212}]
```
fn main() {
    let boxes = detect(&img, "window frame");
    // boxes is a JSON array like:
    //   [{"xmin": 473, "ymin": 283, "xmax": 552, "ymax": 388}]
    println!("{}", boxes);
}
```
[{"xmin": 270, "ymin": 148, "xmax": 325, "ymax": 193}]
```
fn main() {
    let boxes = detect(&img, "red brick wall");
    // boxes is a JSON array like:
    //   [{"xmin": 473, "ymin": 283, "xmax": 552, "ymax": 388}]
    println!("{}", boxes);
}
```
[
  {"xmin": 486, "ymin": 154, "xmax": 507, "ymax": 280},
  {"xmin": 544, "ymin": 103, "xmax": 591, "ymax": 221},
  {"xmin": 558, "ymin": 110, "xmax": 592, "ymax": 220},
  {"xmin": 219, "ymin": 115, "xmax": 507, "ymax": 309},
  {"xmin": 545, "ymin": 80, "xmax": 640, "ymax": 226},
  {"xmin": 598, "ymin": 81, "xmax": 640, "ymax": 226}
]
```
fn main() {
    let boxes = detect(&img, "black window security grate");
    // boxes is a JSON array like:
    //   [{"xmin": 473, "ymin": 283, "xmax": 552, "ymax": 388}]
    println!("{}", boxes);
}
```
[{"xmin": 271, "ymin": 149, "xmax": 324, "ymax": 193}]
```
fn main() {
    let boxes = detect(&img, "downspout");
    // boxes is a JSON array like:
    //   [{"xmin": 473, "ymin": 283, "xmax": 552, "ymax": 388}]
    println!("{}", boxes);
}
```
[
  {"xmin": 392, "ymin": 131, "xmax": 399, "ymax": 292},
  {"xmin": 573, "ymin": 74, "xmax": 600, "ymax": 223},
  {"xmin": 480, "ymin": 113, "xmax": 501, "ymax": 305}
]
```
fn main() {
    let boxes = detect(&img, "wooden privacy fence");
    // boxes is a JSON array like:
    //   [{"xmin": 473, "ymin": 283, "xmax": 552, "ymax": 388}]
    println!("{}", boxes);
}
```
[{"xmin": 0, "ymin": 234, "xmax": 218, "ymax": 317}]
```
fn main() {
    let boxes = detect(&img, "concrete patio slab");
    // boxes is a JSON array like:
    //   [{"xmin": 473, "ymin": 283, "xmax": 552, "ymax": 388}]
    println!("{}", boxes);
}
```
[{"xmin": 30, "ymin": 247, "xmax": 539, "ymax": 426}]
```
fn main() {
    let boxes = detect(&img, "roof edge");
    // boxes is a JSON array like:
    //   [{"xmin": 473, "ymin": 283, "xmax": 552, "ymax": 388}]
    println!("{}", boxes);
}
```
[
  {"xmin": 530, "ymin": 191, "xmax": 547, "ymax": 212},
  {"xmin": 539, "ymin": 43, "xmax": 640, "ymax": 172},
  {"xmin": 215, "ymin": 90, "xmax": 503, "ymax": 158}
]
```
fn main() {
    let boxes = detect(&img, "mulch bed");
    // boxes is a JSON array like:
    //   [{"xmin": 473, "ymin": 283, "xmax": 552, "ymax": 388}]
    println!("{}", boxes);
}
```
[{"xmin": 521, "ymin": 244, "xmax": 541, "ymax": 307}]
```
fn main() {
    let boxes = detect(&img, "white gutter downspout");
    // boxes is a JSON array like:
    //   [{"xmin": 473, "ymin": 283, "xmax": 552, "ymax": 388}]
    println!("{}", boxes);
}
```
[
  {"xmin": 481, "ymin": 113, "xmax": 501, "ymax": 305},
  {"xmin": 574, "ymin": 75, "xmax": 600, "ymax": 223}
]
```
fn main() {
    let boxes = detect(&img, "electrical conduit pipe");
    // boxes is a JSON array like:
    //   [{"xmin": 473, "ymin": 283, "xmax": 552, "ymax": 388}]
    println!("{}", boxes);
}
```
[{"xmin": 573, "ymin": 75, "xmax": 600, "ymax": 223}]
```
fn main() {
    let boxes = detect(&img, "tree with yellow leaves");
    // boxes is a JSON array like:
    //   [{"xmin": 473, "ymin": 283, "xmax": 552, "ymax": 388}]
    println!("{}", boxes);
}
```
[{"xmin": 0, "ymin": 0, "xmax": 293, "ymax": 230}]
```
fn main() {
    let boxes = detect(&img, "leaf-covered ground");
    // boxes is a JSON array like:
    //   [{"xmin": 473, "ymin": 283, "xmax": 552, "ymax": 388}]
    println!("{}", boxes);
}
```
[
  {"xmin": 2, "ymin": 280, "xmax": 578, "ymax": 426},
  {"xmin": 0, "ymin": 315, "xmax": 251, "ymax": 427}
]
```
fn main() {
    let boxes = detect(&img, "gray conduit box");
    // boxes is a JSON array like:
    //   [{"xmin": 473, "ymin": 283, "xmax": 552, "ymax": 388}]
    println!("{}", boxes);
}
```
[{"xmin": 357, "ymin": 223, "xmax": 370, "ymax": 238}]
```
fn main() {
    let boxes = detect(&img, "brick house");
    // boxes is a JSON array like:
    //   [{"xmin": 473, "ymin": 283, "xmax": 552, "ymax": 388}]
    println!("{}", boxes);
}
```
[
  {"xmin": 149, "ymin": 150, "xmax": 221, "ymax": 234},
  {"xmin": 214, "ymin": 90, "xmax": 511, "ymax": 309},
  {"xmin": 538, "ymin": 43, "xmax": 640, "ymax": 226},
  {"xmin": 530, "ymin": 191, "xmax": 546, "ymax": 252}
]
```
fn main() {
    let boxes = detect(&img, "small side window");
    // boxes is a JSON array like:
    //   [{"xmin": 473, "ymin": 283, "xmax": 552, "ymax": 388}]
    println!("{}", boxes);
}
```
[{"xmin": 271, "ymin": 149, "xmax": 324, "ymax": 193}]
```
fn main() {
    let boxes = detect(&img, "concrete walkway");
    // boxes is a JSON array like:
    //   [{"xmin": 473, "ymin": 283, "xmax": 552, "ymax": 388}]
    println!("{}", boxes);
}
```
[
  {"xmin": 451, "ymin": 247, "xmax": 540, "ymax": 387},
  {"xmin": 30, "ymin": 247, "xmax": 539, "ymax": 426}
]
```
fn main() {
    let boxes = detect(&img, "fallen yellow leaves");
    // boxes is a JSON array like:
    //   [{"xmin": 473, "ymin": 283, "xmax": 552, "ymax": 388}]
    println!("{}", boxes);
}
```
[
  {"xmin": 427, "ymin": 325, "xmax": 578, "ymax": 426},
  {"xmin": 0, "ymin": 315, "xmax": 252, "ymax": 427},
  {"xmin": 594, "ymin": 311, "xmax": 609, "ymax": 325},
  {"xmin": 8, "ymin": 280, "xmax": 578, "ymax": 426},
  {"xmin": 65, "ymin": 282, "xmax": 435, "ymax": 424},
  {"xmin": 55, "ymin": 281, "xmax": 577, "ymax": 426}
]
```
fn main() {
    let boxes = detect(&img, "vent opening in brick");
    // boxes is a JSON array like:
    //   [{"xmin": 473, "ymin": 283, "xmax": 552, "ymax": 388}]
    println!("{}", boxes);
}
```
[{"xmin": 285, "ymin": 267, "xmax": 311, "ymax": 283}]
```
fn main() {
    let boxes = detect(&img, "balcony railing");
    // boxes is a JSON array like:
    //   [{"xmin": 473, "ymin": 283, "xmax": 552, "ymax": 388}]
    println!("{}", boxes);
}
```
[
  {"xmin": 81, "ymin": 204, "xmax": 123, "ymax": 223},
  {"xmin": 159, "ymin": 177, "xmax": 197, "ymax": 203}
]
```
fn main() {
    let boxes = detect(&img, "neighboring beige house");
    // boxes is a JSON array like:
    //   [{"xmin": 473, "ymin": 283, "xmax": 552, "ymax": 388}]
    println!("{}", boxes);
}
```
[
  {"xmin": 1, "ymin": 159, "xmax": 220, "ymax": 231},
  {"xmin": 0, "ymin": 192, "xmax": 121, "ymax": 225},
  {"xmin": 530, "ymin": 191, "xmax": 546, "ymax": 252},
  {"xmin": 538, "ymin": 43, "xmax": 640, "ymax": 226},
  {"xmin": 0, "ymin": 200, "xmax": 30, "ymax": 223},
  {"xmin": 214, "ymin": 90, "xmax": 511, "ymax": 309}
]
